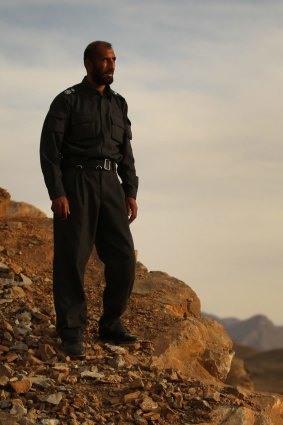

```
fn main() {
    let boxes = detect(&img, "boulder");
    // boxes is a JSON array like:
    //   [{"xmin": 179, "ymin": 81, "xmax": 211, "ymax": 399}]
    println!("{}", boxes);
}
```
[
  {"xmin": 133, "ymin": 270, "xmax": 233, "ymax": 382},
  {"xmin": 0, "ymin": 188, "xmax": 10, "ymax": 219},
  {"xmin": 133, "ymin": 270, "xmax": 200, "ymax": 318},
  {"xmin": 151, "ymin": 316, "xmax": 234, "ymax": 381}
]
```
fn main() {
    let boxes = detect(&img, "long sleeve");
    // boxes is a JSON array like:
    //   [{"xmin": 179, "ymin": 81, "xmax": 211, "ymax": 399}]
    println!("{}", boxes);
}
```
[
  {"xmin": 40, "ymin": 94, "xmax": 70, "ymax": 200},
  {"xmin": 117, "ymin": 102, "xmax": 139, "ymax": 199}
]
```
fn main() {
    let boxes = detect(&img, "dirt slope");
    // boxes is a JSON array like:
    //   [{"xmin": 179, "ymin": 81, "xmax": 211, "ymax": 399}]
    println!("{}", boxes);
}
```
[{"xmin": 0, "ymin": 214, "xmax": 283, "ymax": 424}]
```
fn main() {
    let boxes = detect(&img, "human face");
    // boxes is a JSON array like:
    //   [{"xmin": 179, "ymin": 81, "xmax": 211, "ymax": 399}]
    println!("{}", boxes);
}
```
[{"xmin": 90, "ymin": 47, "xmax": 116, "ymax": 86}]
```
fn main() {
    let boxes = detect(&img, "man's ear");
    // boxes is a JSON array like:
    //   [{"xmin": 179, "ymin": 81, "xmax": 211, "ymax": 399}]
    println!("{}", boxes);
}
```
[{"xmin": 84, "ymin": 58, "xmax": 93, "ymax": 72}]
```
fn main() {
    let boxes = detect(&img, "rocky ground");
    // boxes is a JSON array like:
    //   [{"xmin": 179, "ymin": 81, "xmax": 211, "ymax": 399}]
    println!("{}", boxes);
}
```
[{"xmin": 0, "ymin": 216, "xmax": 283, "ymax": 425}]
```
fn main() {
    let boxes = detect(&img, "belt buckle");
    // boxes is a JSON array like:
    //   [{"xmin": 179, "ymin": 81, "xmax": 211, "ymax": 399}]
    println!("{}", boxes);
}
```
[{"xmin": 104, "ymin": 158, "xmax": 111, "ymax": 171}]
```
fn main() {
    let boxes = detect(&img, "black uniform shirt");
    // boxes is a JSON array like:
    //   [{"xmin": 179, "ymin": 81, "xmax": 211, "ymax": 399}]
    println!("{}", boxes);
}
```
[{"xmin": 40, "ymin": 77, "xmax": 138, "ymax": 200}]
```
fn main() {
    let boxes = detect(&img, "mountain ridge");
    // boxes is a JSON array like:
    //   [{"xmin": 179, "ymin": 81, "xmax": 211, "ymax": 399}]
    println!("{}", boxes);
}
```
[{"xmin": 204, "ymin": 312, "xmax": 283, "ymax": 351}]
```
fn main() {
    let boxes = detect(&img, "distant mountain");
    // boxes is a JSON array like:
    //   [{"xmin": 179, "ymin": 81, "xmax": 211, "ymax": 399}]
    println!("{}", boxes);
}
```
[
  {"xmin": 205, "ymin": 313, "xmax": 240, "ymax": 329},
  {"xmin": 204, "ymin": 313, "xmax": 283, "ymax": 352}
]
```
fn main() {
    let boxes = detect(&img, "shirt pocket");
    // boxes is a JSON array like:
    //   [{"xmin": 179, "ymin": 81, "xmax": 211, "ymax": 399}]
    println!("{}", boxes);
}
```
[
  {"xmin": 111, "ymin": 115, "xmax": 125, "ymax": 143},
  {"xmin": 71, "ymin": 114, "xmax": 98, "ymax": 140}
]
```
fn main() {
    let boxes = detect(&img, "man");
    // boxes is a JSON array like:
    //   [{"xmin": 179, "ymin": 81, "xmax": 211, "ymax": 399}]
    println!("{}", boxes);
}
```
[{"xmin": 40, "ymin": 41, "xmax": 139, "ymax": 358}]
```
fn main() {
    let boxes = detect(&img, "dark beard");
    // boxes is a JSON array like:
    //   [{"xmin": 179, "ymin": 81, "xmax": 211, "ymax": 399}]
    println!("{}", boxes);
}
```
[{"xmin": 91, "ymin": 69, "xmax": 113, "ymax": 85}]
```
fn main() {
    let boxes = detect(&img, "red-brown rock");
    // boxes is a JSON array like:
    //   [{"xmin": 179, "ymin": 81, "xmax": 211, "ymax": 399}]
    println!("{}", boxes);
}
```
[
  {"xmin": 39, "ymin": 343, "xmax": 57, "ymax": 361},
  {"xmin": 10, "ymin": 378, "xmax": 32, "ymax": 394}
]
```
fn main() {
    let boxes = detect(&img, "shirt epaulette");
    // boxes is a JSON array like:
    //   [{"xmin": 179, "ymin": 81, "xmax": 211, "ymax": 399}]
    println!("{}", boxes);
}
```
[
  {"xmin": 111, "ymin": 89, "xmax": 125, "ymax": 100},
  {"xmin": 63, "ymin": 87, "xmax": 76, "ymax": 95}
]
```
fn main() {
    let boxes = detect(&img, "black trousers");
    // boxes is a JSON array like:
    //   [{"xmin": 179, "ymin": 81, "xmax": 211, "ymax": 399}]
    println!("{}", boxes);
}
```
[{"xmin": 53, "ymin": 167, "xmax": 136, "ymax": 342}]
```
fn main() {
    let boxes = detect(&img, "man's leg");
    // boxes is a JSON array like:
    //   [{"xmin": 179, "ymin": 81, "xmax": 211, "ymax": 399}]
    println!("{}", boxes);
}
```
[
  {"xmin": 95, "ymin": 172, "xmax": 136, "ymax": 337},
  {"xmin": 53, "ymin": 168, "xmax": 100, "ymax": 343}
]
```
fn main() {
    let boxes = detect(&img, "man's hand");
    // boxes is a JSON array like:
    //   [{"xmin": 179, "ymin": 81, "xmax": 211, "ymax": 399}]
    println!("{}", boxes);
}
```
[
  {"xmin": 51, "ymin": 196, "xmax": 70, "ymax": 220},
  {"xmin": 126, "ymin": 197, "xmax": 138, "ymax": 224}
]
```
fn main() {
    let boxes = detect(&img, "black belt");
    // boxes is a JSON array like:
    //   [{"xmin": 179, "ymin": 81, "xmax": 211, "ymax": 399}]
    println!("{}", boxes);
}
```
[{"xmin": 62, "ymin": 158, "xmax": 116, "ymax": 171}]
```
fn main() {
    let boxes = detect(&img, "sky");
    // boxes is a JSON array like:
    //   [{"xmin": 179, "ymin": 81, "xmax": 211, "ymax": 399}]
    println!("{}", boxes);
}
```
[{"xmin": 1, "ymin": 0, "xmax": 283, "ymax": 324}]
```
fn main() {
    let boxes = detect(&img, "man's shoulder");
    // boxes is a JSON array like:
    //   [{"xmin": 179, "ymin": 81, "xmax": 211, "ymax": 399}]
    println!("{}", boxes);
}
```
[
  {"xmin": 110, "ymin": 89, "xmax": 128, "ymax": 111},
  {"xmin": 110, "ymin": 88, "xmax": 126, "ymax": 101},
  {"xmin": 50, "ymin": 83, "xmax": 82, "ymax": 109},
  {"xmin": 48, "ymin": 83, "xmax": 81, "ymax": 112},
  {"xmin": 57, "ymin": 82, "xmax": 81, "ymax": 98},
  {"xmin": 62, "ymin": 87, "xmax": 76, "ymax": 96}
]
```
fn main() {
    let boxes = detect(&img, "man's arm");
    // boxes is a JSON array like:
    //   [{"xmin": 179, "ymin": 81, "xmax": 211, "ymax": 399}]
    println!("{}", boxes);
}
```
[
  {"xmin": 40, "ymin": 93, "xmax": 70, "ymax": 219},
  {"xmin": 116, "ymin": 100, "xmax": 139, "ymax": 223}
]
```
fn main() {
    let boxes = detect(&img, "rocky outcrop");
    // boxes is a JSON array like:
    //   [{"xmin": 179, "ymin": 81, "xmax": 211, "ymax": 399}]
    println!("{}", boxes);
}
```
[
  {"xmin": 0, "ymin": 187, "xmax": 46, "ymax": 219},
  {"xmin": 0, "ymin": 188, "xmax": 10, "ymax": 219},
  {"xmin": 133, "ymin": 270, "xmax": 201, "ymax": 319},
  {"xmin": 8, "ymin": 201, "xmax": 46, "ymax": 218},
  {"xmin": 133, "ymin": 270, "xmax": 233, "ymax": 381},
  {"xmin": 0, "ymin": 215, "xmax": 283, "ymax": 424},
  {"xmin": 151, "ymin": 315, "xmax": 234, "ymax": 382}
]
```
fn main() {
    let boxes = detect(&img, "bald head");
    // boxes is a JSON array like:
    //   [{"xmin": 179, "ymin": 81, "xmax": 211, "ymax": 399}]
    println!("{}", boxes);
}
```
[{"xmin": 84, "ymin": 41, "xmax": 113, "ymax": 63}]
